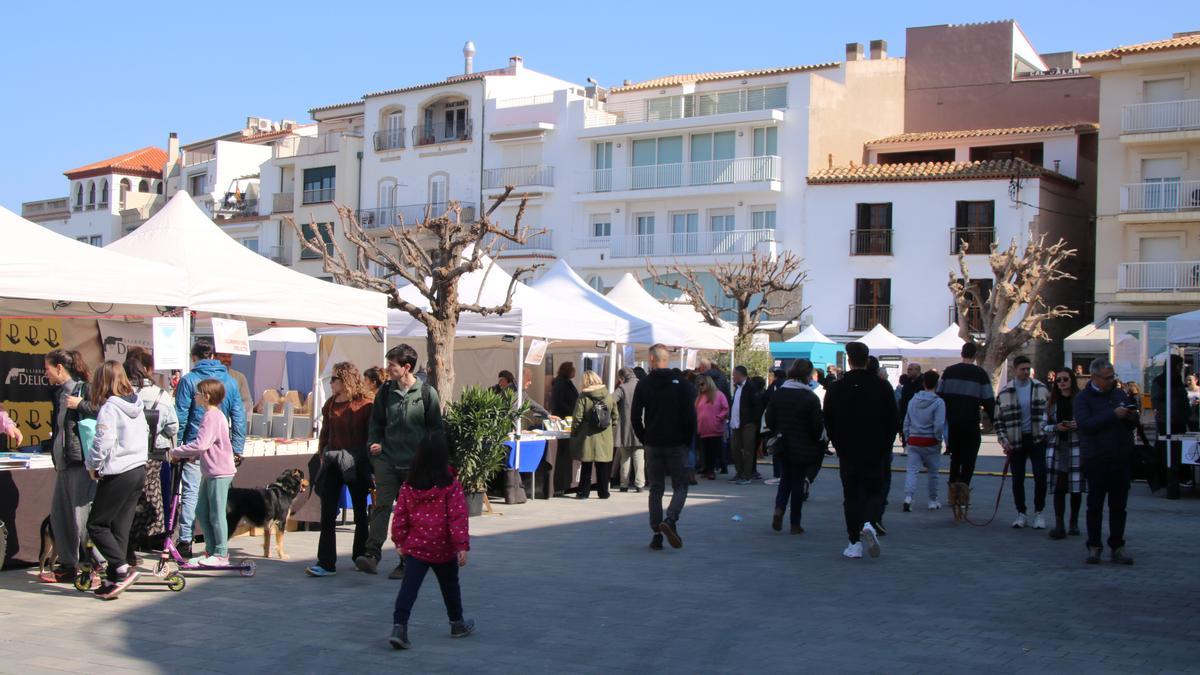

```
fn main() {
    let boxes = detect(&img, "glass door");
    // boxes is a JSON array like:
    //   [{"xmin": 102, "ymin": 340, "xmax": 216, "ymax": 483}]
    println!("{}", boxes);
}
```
[
  {"xmin": 636, "ymin": 215, "xmax": 655, "ymax": 255},
  {"xmin": 593, "ymin": 142, "xmax": 613, "ymax": 192},
  {"xmin": 671, "ymin": 212, "xmax": 699, "ymax": 255}
]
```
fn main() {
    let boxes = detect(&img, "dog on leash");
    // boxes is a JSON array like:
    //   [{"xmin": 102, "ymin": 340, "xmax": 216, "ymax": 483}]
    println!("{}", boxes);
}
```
[
  {"xmin": 949, "ymin": 482, "xmax": 971, "ymax": 523},
  {"xmin": 226, "ymin": 468, "xmax": 309, "ymax": 560}
]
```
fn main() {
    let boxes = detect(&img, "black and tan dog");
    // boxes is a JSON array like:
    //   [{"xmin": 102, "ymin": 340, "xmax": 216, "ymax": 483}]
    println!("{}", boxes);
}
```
[
  {"xmin": 37, "ymin": 516, "xmax": 57, "ymax": 578},
  {"xmin": 226, "ymin": 468, "xmax": 309, "ymax": 560},
  {"xmin": 949, "ymin": 481, "xmax": 971, "ymax": 523}
]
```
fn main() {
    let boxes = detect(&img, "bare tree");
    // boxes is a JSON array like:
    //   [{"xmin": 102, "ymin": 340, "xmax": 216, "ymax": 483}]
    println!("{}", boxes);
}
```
[
  {"xmin": 648, "ymin": 250, "xmax": 807, "ymax": 352},
  {"xmin": 285, "ymin": 188, "xmax": 542, "ymax": 398},
  {"xmin": 949, "ymin": 234, "xmax": 1077, "ymax": 387}
]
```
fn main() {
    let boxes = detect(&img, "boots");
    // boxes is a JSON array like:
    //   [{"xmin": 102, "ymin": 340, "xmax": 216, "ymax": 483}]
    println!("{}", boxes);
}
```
[
  {"xmin": 1049, "ymin": 513, "xmax": 1067, "ymax": 540},
  {"xmin": 771, "ymin": 508, "xmax": 784, "ymax": 532},
  {"xmin": 389, "ymin": 623, "xmax": 411, "ymax": 650}
]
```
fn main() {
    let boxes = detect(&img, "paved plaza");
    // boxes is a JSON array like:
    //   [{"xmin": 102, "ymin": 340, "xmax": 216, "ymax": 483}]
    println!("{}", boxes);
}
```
[{"xmin": 2, "ymin": 450, "xmax": 1198, "ymax": 674}]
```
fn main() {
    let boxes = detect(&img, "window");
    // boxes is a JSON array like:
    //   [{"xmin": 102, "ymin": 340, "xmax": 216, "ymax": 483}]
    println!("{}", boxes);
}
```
[
  {"xmin": 635, "ymin": 214, "xmax": 655, "ymax": 255},
  {"xmin": 188, "ymin": 173, "xmax": 207, "ymax": 196},
  {"xmin": 155, "ymin": 181, "xmax": 163, "ymax": 195},
  {"xmin": 590, "ymin": 213, "xmax": 612, "ymax": 239},
  {"xmin": 302, "ymin": 166, "xmax": 335, "ymax": 204},
  {"xmin": 952, "ymin": 278, "xmax": 992, "ymax": 332},
  {"xmin": 75, "ymin": 184, "xmax": 83, "ymax": 208},
  {"xmin": 710, "ymin": 211, "xmax": 734, "ymax": 233},
  {"xmin": 631, "ymin": 136, "xmax": 682, "ymax": 188},
  {"xmin": 99, "ymin": 180, "xmax": 109, "ymax": 205},
  {"xmin": 953, "ymin": 201, "xmax": 994, "ymax": 253},
  {"xmin": 586, "ymin": 275, "xmax": 605, "ymax": 292},
  {"xmin": 301, "ymin": 222, "xmax": 334, "ymax": 259},
  {"xmin": 138, "ymin": 179, "xmax": 149, "ymax": 193},
  {"xmin": 689, "ymin": 131, "xmax": 735, "ymax": 184},
  {"xmin": 969, "ymin": 143, "xmax": 1043, "ymax": 166},
  {"xmin": 429, "ymin": 175, "xmax": 447, "ymax": 209},
  {"xmin": 878, "ymin": 149, "xmax": 955, "ymax": 164},
  {"xmin": 751, "ymin": 209, "xmax": 776, "ymax": 230},
  {"xmin": 853, "ymin": 203, "xmax": 892, "ymax": 255},
  {"xmin": 670, "ymin": 212, "xmax": 699, "ymax": 254},
  {"xmin": 87, "ymin": 181, "xmax": 96, "ymax": 205},
  {"xmin": 1144, "ymin": 77, "xmax": 1185, "ymax": 103},
  {"xmin": 239, "ymin": 237, "xmax": 260, "ymax": 253},
  {"xmin": 852, "ymin": 279, "xmax": 891, "ymax": 330},
  {"xmin": 119, "ymin": 179, "xmax": 131, "ymax": 206},
  {"xmin": 592, "ymin": 142, "xmax": 613, "ymax": 191},
  {"xmin": 76, "ymin": 235, "xmax": 102, "ymax": 247},
  {"xmin": 752, "ymin": 127, "xmax": 778, "ymax": 157}
]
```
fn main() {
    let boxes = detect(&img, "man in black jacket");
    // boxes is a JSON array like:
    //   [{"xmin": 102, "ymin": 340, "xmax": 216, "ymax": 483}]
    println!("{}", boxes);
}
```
[
  {"xmin": 1075, "ymin": 359, "xmax": 1138, "ymax": 565},
  {"xmin": 1151, "ymin": 354, "xmax": 1189, "ymax": 499},
  {"xmin": 632, "ymin": 344, "xmax": 697, "ymax": 551},
  {"xmin": 937, "ymin": 342, "xmax": 995, "ymax": 485},
  {"xmin": 823, "ymin": 342, "xmax": 897, "ymax": 560},
  {"xmin": 729, "ymin": 366, "xmax": 764, "ymax": 484}
]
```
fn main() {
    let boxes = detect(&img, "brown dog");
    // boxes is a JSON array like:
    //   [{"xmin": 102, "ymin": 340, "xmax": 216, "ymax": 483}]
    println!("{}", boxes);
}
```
[
  {"xmin": 225, "ymin": 469, "xmax": 309, "ymax": 559},
  {"xmin": 949, "ymin": 482, "xmax": 971, "ymax": 523}
]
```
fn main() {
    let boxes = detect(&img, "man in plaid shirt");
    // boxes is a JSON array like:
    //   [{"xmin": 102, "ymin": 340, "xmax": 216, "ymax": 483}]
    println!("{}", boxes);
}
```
[{"xmin": 994, "ymin": 356, "xmax": 1050, "ymax": 529}]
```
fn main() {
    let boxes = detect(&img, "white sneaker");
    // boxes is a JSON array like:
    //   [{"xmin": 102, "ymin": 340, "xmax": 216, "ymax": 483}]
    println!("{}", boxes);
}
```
[
  {"xmin": 928, "ymin": 500, "xmax": 941, "ymax": 510},
  {"xmin": 1032, "ymin": 512, "xmax": 1046, "ymax": 530},
  {"xmin": 860, "ymin": 523, "xmax": 881, "ymax": 558},
  {"xmin": 1012, "ymin": 513, "xmax": 1027, "ymax": 529},
  {"xmin": 842, "ymin": 542, "xmax": 863, "ymax": 559}
]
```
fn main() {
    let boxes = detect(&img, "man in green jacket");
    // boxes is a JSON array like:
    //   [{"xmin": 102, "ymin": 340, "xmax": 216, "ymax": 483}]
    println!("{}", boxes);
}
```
[{"xmin": 355, "ymin": 344, "xmax": 442, "ymax": 578}]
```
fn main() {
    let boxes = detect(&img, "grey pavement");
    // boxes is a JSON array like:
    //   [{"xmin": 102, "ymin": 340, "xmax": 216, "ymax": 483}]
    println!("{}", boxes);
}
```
[{"xmin": 2, "ymin": 450, "xmax": 1198, "ymax": 674}]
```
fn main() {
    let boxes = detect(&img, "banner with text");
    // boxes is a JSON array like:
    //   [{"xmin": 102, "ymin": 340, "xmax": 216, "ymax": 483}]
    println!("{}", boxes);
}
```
[{"xmin": 98, "ymin": 320, "xmax": 153, "ymax": 363}]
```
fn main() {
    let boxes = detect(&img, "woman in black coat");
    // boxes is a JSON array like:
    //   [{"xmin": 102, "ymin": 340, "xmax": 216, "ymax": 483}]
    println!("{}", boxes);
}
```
[
  {"xmin": 549, "ymin": 362, "xmax": 579, "ymax": 419},
  {"xmin": 764, "ymin": 359, "xmax": 825, "ymax": 534}
]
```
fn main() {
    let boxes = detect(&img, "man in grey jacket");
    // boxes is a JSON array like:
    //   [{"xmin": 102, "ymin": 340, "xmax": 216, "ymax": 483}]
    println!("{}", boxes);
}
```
[{"xmin": 612, "ymin": 368, "xmax": 643, "ymax": 492}]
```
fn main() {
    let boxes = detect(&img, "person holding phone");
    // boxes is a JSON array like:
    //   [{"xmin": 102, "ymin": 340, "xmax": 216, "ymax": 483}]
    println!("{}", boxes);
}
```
[{"xmin": 1044, "ymin": 371, "xmax": 1084, "ymax": 540}]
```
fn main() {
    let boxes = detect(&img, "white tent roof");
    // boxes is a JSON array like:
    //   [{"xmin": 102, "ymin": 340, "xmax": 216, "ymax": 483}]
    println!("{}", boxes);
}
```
[
  {"xmin": 1168, "ymin": 310, "xmax": 1200, "ymax": 345},
  {"xmin": 605, "ymin": 274, "xmax": 734, "ymax": 350},
  {"xmin": 902, "ymin": 324, "xmax": 965, "ymax": 358},
  {"xmin": 787, "ymin": 325, "xmax": 836, "ymax": 344},
  {"xmin": 0, "ymin": 205, "xmax": 188, "ymax": 315},
  {"xmin": 250, "ymin": 327, "xmax": 317, "ymax": 354},
  {"xmin": 106, "ymin": 193, "xmax": 386, "ymax": 328},
  {"xmin": 854, "ymin": 324, "xmax": 917, "ymax": 355},
  {"xmin": 1064, "ymin": 321, "xmax": 1111, "ymax": 354},
  {"xmin": 529, "ymin": 260, "xmax": 689, "ymax": 346}
]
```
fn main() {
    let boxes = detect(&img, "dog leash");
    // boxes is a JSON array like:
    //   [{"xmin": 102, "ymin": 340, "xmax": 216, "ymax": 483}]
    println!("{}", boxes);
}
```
[{"xmin": 963, "ymin": 457, "xmax": 1010, "ymax": 527}]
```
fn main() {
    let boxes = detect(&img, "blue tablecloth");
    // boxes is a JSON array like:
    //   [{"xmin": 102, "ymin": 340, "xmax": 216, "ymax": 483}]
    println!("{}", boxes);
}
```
[{"xmin": 504, "ymin": 438, "xmax": 547, "ymax": 473}]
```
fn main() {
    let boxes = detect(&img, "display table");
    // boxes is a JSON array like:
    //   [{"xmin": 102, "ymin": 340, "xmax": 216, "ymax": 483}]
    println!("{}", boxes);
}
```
[{"xmin": 1, "ymin": 453, "xmax": 320, "ymax": 568}]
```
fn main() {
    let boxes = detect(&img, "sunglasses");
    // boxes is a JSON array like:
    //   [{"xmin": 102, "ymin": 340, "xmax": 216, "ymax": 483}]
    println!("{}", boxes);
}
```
[{"xmin": 1056, "ymin": 377, "xmax": 1071, "ymax": 384}]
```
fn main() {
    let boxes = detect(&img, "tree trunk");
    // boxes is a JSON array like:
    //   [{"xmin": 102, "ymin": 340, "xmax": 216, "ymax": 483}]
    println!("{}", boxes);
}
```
[
  {"xmin": 425, "ymin": 316, "xmax": 457, "ymax": 403},
  {"xmin": 979, "ymin": 348, "xmax": 1006, "ymax": 394}
]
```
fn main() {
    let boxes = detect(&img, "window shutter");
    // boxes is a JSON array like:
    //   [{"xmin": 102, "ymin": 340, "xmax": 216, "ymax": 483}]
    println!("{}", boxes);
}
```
[
  {"xmin": 955, "ymin": 201, "xmax": 968, "ymax": 229},
  {"xmin": 984, "ymin": 201, "xmax": 995, "ymax": 228},
  {"xmin": 884, "ymin": 203, "xmax": 893, "ymax": 230},
  {"xmin": 856, "ymin": 203, "xmax": 869, "ymax": 229}
]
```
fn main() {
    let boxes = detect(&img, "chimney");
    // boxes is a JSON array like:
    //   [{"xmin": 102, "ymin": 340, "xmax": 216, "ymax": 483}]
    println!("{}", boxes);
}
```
[
  {"xmin": 463, "ymin": 41, "xmax": 476, "ymax": 74},
  {"xmin": 870, "ymin": 39, "xmax": 887, "ymax": 60},
  {"xmin": 508, "ymin": 55, "xmax": 523, "ymax": 70},
  {"xmin": 167, "ymin": 132, "xmax": 179, "ymax": 167},
  {"xmin": 846, "ymin": 42, "xmax": 863, "ymax": 62}
]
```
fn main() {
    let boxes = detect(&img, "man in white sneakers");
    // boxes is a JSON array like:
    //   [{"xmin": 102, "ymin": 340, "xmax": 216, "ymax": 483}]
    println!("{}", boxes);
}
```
[{"xmin": 995, "ymin": 356, "xmax": 1050, "ymax": 529}]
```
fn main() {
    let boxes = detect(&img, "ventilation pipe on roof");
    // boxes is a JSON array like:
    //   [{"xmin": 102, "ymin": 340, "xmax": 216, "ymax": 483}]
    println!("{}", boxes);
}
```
[
  {"xmin": 870, "ymin": 39, "xmax": 887, "ymax": 59},
  {"xmin": 846, "ymin": 42, "xmax": 864, "ymax": 62},
  {"xmin": 463, "ymin": 41, "xmax": 476, "ymax": 75},
  {"xmin": 509, "ymin": 55, "xmax": 523, "ymax": 71}
]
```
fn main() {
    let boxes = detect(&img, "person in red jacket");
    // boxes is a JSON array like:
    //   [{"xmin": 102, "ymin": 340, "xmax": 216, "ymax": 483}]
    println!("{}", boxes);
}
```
[{"xmin": 388, "ymin": 432, "xmax": 474, "ymax": 650}]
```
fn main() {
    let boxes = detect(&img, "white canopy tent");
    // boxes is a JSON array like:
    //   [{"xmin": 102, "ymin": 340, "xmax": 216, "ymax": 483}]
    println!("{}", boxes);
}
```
[
  {"xmin": 1163, "ymin": 310, "xmax": 1200, "ymax": 470},
  {"xmin": 0, "ymin": 205, "xmax": 188, "ymax": 316},
  {"xmin": 249, "ymin": 327, "xmax": 318, "ymax": 354},
  {"xmin": 787, "ymin": 325, "xmax": 836, "ymax": 344},
  {"xmin": 1167, "ymin": 310, "xmax": 1200, "ymax": 345},
  {"xmin": 605, "ymin": 274, "xmax": 734, "ymax": 351},
  {"xmin": 902, "ymin": 324, "xmax": 966, "ymax": 358},
  {"xmin": 854, "ymin": 324, "xmax": 917, "ymax": 356}
]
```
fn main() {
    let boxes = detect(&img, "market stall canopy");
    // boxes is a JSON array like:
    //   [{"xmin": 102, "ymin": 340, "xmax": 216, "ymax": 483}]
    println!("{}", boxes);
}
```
[
  {"xmin": 1064, "ymin": 322, "xmax": 1111, "ymax": 355},
  {"xmin": 1167, "ymin": 309, "xmax": 1200, "ymax": 344},
  {"xmin": 902, "ymin": 324, "xmax": 966, "ymax": 358},
  {"xmin": 787, "ymin": 325, "xmax": 836, "ymax": 344},
  {"xmin": 605, "ymin": 274, "xmax": 734, "ymax": 351},
  {"xmin": 105, "ymin": 193, "xmax": 386, "ymax": 328},
  {"xmin": 854, "ymin": 324, "xmax": 917, "ymax": 356},
  {"xmin": 0, "ymin": 205, "xmax": 188, "ymax": 315},
  {"xmin": 529, "ymin": 260, "xmax": 689, "ymax": 346},
  {"xmin": 250, "ymin": 327, "xmax": 317, "ymax": 354}
]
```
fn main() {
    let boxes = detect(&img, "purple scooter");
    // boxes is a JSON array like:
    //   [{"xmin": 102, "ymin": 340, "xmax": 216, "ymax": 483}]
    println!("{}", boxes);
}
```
[{"xmin": 154, "ymin": 461, "xmax": 255, "ymax": 581}]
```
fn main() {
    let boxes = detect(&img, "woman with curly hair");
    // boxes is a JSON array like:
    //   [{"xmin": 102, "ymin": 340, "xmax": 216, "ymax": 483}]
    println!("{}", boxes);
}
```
[{"xmin": 307, "ymin": 362, "xmax": 374, "ymax": 577}]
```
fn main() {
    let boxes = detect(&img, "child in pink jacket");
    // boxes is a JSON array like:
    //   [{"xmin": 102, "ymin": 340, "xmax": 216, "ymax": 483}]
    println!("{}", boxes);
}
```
[
  {"xmin": 694, "ymin": 375, "xmax": 730, "ymax": 479},
  {"xmin": 387, "ymin": 432, "xmax": 473, "ymax": 650},
  {"xmin": 170, "ymin": 379, "xmax": 236, "ymax": 565}
]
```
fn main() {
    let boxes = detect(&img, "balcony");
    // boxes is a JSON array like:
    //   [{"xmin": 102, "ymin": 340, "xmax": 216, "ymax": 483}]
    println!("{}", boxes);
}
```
[
  {"xmin": 412, "ymin": 120, "xmax": 473, "ymax": 147},
  {"xmin": 263, "ymin": 245, "xmax": 291, "ymax": 266},
  {"xmin": 302, "ymin": 187, "xmax": 335, "ymax": 205},
  {"xmin": 948, "ymin": 305, "xmax": 985, "ymax": 333},
  {"xmin": 1118, "ymin": 261, "xmax": 1200, "ymax": 292},
  {"xmin": 184, "ymin": 150, "xmax": 215, "ymax": 166},
  {"xmin": 482, "ymin": 165, "xmax": 555, "ymax": 190},
  {"xmin": 582, "ymin": 156, "xmax": 781, "ymax": 194},
  {"xmin": 214, "ymin": 196, "xmax": 258, "ymax": 219},
  {"xmin": 849, "ymin": 304, "xmax": 891, "ymax": 332},
  {"xmin": 274, "ymin": 133, "xmax": 343, "ymax": 159},
  {"xmin": 273, "ymin": 192, "xmax": 294, "ymax": 213},
  {"xmin": 950, "ymin": 227, "xmax": 995, "ymax": 254},
  {"xmin": 849, "ymin": 229, "xmax": 893, "ymax": 256},
  {"xmin": 357, "ymin": 202, "xmax": 477, "ymax": 229},
  {"xmin": 1122, "ymin": 99, "xmax": 1200, "ymax": 134},
  {"xmin": 22, "ymin": 197, "xmax": 70, "ymax": 222},
  {"xmin": 1121, "ymin": 180, "xmax": 1200, "ymax": 213},
  {"xmin": 373, "ymin": 128, "xmax": 406, "ymax": 152},
  {"xmin": 585, "ymin": 85, "xmax": 786, "ymax": 128},
  {"xmin": 589, "ymin": 228, "xmax": 776, "ymax": 259},
  {"xmin": 484, "ymin": 231, "xmax": 554, "ymax": 253}
]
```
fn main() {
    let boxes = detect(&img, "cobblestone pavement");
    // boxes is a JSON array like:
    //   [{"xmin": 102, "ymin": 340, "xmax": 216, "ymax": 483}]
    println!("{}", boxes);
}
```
[{"xmin": 2, "ymin": 452, "xmax": 1198, "ymax": 674}]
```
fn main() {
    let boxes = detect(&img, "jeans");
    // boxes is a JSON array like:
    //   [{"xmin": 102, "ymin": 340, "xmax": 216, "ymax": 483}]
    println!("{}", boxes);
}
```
[
  {"xmin": 365, "ymin": 459, "xmax": 407, "ymax": 561},
  {"xmin": 730, "ymin": 425, "xmax": 758, "ymax": 479},
  {"xmin": 178, "ymin": 460, "xmax": 201, "ymax": 542},
  {"xmin": 1085, "ymin": 456, "xmax": 1133, "ymax": 550},
  {"xmin": 50, "ymin": 463, "xmax": 98, "ymax": 567},
  {"xmin": 947, "ymin": 424, "xmax": 982, "ymax": 484},
  {"xmin": 775, "ymin": 459, "xmax": 820, "ymax": 527},
  {"xmin": 316, "ymin": 461, "xmax": 369, "ymax": 571},
  {"xmin": 617, "ymin": 446, "xmax": 645, "ymax": 488},
  {"xmin": 905, "ymin": 445, "xmax": 941, "ymax": 502},
  {"xmin": 1009, "ymin": 434, "xmax": 1047, "ymax": 514},
  {"xmin": 392, "ymin": 555, "xmax": 464, "ymax": 625},
  {"xmin": 86, "ymin": 467, "xmax": 145, "ymax": 581},
  {"xmin": 194, "ymin": 476, "xmax": 232, "ymax": 557},
  {"xmin": 578, "ymin": 461, "xmax": 611, "ymax": 498},
  {"xmin": 838, "ymin": 455, "xmax": 884, "ymax": 543},
  {"xmin": 646, "ymin": 445, "xmax": 688, "ymax": 532}
]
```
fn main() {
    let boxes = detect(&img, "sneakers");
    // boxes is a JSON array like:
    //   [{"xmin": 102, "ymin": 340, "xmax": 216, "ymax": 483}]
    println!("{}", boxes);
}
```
[
  {"xmin": 842, "ymin": 542, "xmax": 864, "ymax": 559},
  {"xmin": 450, "ymin": 619, "xmax": 475, "ymax": 638},
  {"xmin": 354, "ymin": 555, "xmax": 379, "ymax": 574},
  {"xmin": 1110, "ymin": 547, "xmax": 1134, "ymax": 565},
  {"xmin": 790, "ymin": 525, "xmax": 805, "ymax": 535},
  {"xmin": 764, "ymin": 478, "xmax": 781, "ymax": 486},
  {"xmin": 872, "ymin": 521, "xmax": 887, "ymax": 537},
  {"xmin": 389, "ymin": 623, "xmax": 411, "ymax": 650},
  {"xmin": 1085, "ymin": 546, "xmax": 1103, "ymax": 565},
  {"xmin": 658, "ymin": 519, "xmax": 683, "ymax": 549},
  {"xmin": 39, "ymin": 567, "xmax": 74, "ymax": 584},
  {"xmin": 95, "ymin": 569, "xmax": 140, "ymax": 601},
  {"xmin": 632, "ymin": 487, "xmax": 642, "ymax": 493},
  {"xmin": 649, "ymin": 533, "xmax": 664, "ymax": 550},
  {"xmin": 726, "ymin": 476, "xmax": 741, "ymax": 483},
  {"xmin": 860, "ymin": 523, "xmax": 881, "ymax": 558},
  {"xmin": 388, "ymin": 562, "xmax": 406, "ymax": 580},
  {"xmin": 902, "ymin": 497, "xmax": 912, "ymax": 512},
  {"xmin": 305, "ymin": 565, "xmax": 336, "ymax": 577},
  {"xmin": 927, "ymin": 501, "xmax": 941, "ymax": 511},
  {"xmin": 735, "ymin": 479, "xmax": 752, "ymax": 486},
  {"xmin": 1032, "ymin": 512, "xmax": 1046, "ymax": 530},
  {"xmin": 771, "ymin": 509, "xmax": 784, "ymax": 532},
  {"xmin": 619, "ymin": 487, "xmax": 629, "ymax": 493},
  {"xmin": 1012, "ymin": 512, "xmax": 1028, "ymax": 529}
]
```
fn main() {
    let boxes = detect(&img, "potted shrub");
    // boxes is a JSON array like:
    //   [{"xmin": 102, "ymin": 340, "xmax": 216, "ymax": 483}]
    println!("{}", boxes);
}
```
[{"xmin": 444, "ymin": 386, "xmax": 527, "ymax": 516}]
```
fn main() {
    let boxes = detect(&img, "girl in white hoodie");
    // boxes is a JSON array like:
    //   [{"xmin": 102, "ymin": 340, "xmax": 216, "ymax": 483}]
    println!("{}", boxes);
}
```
[
  {"xmin": 84, "ymin": 361, "xmax": 149, "ymax": 600},
  {"xmin": 902, "ymin": 370, "xmax": 946, "ymax": 512}
]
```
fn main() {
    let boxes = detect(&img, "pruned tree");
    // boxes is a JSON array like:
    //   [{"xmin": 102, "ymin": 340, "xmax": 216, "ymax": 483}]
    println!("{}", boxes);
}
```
[
  {"xmin": 285, "ymin": 188, "xmax": 543, "ymax": 399},
  {"xmin": 648, "ymin": 250, "xmax": 808, "ymax": 353},
  {"xmin": 949, "ymin": 234, "xmax": 1077, "ymax": 388}
]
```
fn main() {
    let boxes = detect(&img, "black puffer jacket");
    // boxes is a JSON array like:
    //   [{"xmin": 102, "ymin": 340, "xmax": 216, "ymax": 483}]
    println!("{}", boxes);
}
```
[
  {"xmin": 823, "ymin": 369, "xmax": 897, "ymax": 462},
  {"xmin": 764, "ymin": 381, "xmax": 824, "ymax": 464},
  {"xmin": 47, "ymin": 379, "xmax": 98, "ymax": 470}
]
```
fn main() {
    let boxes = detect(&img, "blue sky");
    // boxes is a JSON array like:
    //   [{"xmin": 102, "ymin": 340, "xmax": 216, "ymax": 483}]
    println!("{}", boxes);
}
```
[{"xmin": 0, "ymin": 0, "xmax": 1194, "ymax": 211}]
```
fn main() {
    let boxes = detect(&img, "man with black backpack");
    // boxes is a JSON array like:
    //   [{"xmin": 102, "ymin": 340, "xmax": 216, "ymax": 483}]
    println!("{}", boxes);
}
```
[{"xmin": 357, "ymin": 344, "xmax": 443, "ymax": 579}]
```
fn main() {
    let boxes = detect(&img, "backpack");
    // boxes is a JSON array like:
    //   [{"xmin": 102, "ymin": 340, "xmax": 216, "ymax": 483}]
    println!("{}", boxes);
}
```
[
  {"xmin": 71, "ymin": 382, "xmax": 97, "ymax": 460},
  {"xmin": 586, "ymin": 397, "xmax": 612, "ymax": 431},
  {"xmin": 143, "ymin": 388, "xmax": 166, "ymax": 460}
]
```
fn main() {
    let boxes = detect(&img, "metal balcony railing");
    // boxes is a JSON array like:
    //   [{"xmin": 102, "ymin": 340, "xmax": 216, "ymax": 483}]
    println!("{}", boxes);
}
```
[
  {"xmin": 274, "ymin": 133, "xmax": 342, "ymax": 159},
  {"xmin": 272, "ymin": 192, "xmax": 293, "ymax": 213},
  {"xmin": 357, "ymin": 202, "xmax": 477, "ymax": 229},
  {"xmin": 373, "ymin": 128, "xmax": 406, "ymax": 151},
  {"xmin": 950, "ymin": 227, "xmax": 994, "ymax": 254},
  {"xmin": 484, "ymin": 231, "xmax": 553, "ymax": 252},
  {"xmin": 1122, "ymin": 180, "xmax": 1200, "ymax": 212},
  {"xmin": 1122, "ymin": 99, "xmax": 1200, "ymax": 134},
  {"xmin": 583, "ymin": 156, "xmax": 781, "ymax": 193},
  {"xmin": 849, "ymin": 304, "xmax": 891, "ymax": 332},
  {"xmin": 849, "ymin": 229, "xmax": 893, "ymax": 255},
  {"xmin": 585, "ymin": 84, "xmax": 786, "ymax": 127},
  {"xmin": 302, "ymin": 187, "xmax": 335, "ymax": 204},
  {"xmin": 482, "ymin": 165, "xmax": 555, "ymax": 189},
  {"xmin": 412, "ymin": 120, "xmax": 473, "ymax": 147},
  {"xmin": 1117, "ymin": 261, "xmax": 1200, "ymax": 292},
  {"xmin": 606, "ymin": 228, "xmax": 776, "ymax": 259},
  {"xmin": 263, "ymin": 245, "xmax": 291, "ymax": 265},
  {"xmin": 948, "ymin": 305, "xmax": 985, "ymax": 333}
]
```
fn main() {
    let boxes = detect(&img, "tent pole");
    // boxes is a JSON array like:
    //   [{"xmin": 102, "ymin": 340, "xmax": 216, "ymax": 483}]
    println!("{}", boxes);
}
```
[
  {"xmin": 1167, "ymin": 344, "xmax": 1176, "ymax": 469},
  {"xmin": 516, "ymin": 336, "xmax": 526, "ymax": 498},
  {"xmin": 608, "ymin": 342, "xmax": 617, "ymax": 390},
  {"xmin": 181, "ymin": 307, "xmax": 192, "ymax": 375}
]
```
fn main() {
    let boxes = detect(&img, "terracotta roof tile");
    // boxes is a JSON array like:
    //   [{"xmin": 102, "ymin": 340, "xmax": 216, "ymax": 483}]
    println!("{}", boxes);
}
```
[
  {"xmin": 1081, "ymin": 32, "xmax": 1200, "ymax": 62},
  {"xmin": 309, "ymin": 100, "xmax": 364, "ymax": 114},
  {"xmin": 868, "ymin": 123, "xmax": 1098, "ymax": 145},
  {"xmin": 807, "ymin": 159, "xmax": 1075, "ymax": 185},
  {"xmin": 610, "ymin": 62, "xmax": 840, "ymax": 93},
  {"xmin": 364, "ymin": 66, "xmax": 516, "ymax": 99},
  {"xmin": 64, "ymin": 146, "xmax": 167, "ymax": 179}
]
